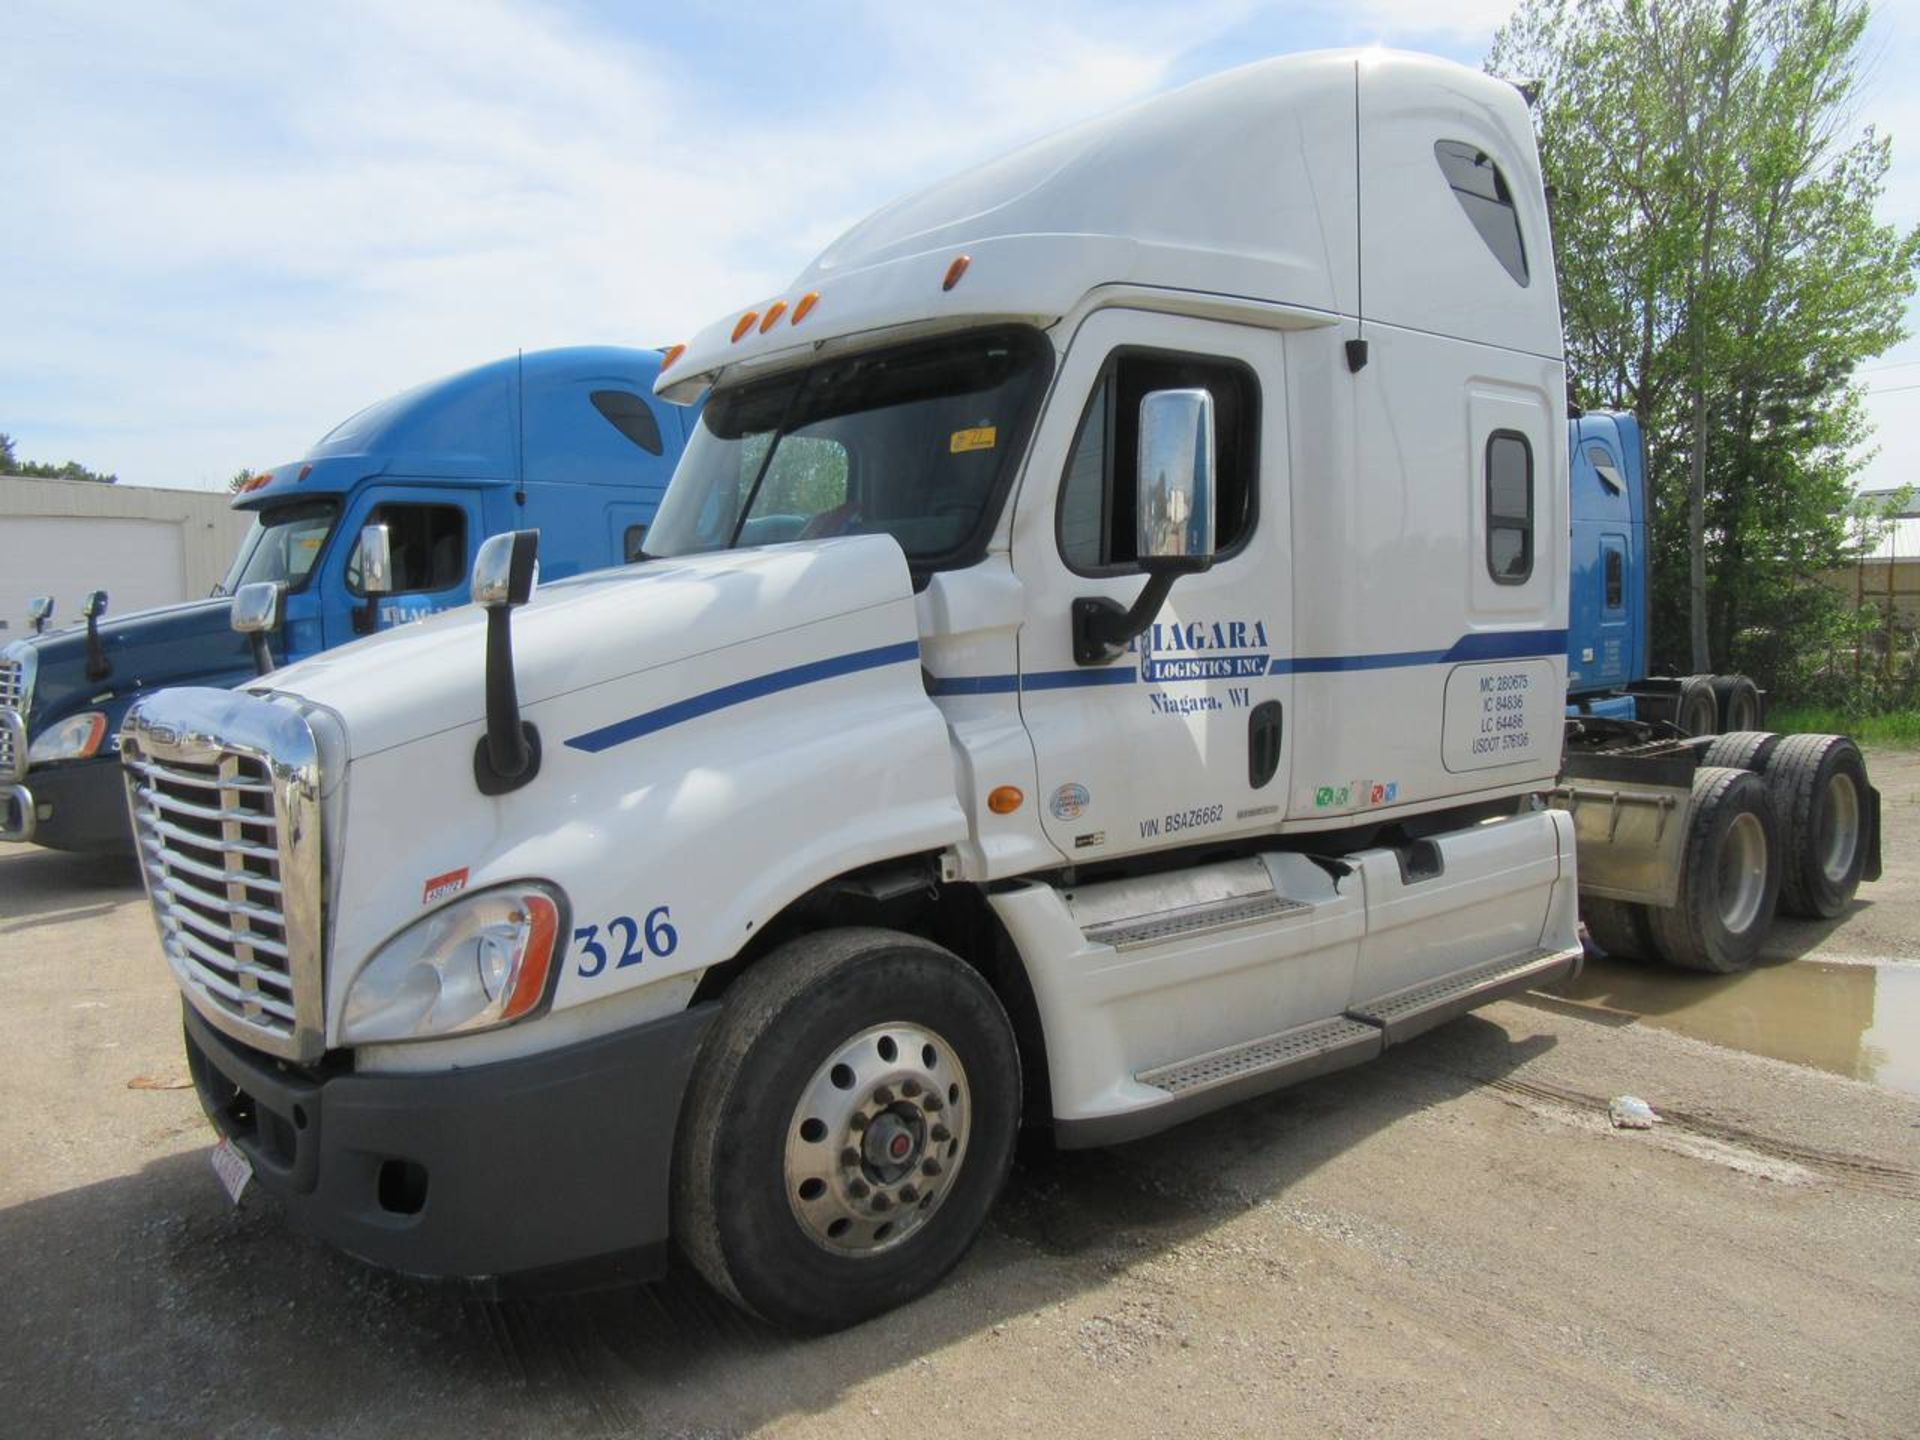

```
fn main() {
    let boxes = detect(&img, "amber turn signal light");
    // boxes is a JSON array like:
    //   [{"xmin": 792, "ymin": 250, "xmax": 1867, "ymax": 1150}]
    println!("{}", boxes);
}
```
[{"xmin": 987, "ymin": 785, "xmax": 1024, "ymax": 814}]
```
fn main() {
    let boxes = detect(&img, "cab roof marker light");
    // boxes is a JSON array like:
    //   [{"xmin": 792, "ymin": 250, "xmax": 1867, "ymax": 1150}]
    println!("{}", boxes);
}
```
[
  {"xmin": 791, "ymin": 291, "xmax": 819, "ymax": 325},
  {"xmin": 661, "ymin": 343, "xmax": 687, "ymax": 371},
  {"xmin": 758, "ymin": 300, "xmax": 788, "ymax": 332},
  {"xmin": 732, "ymin": 311, "xmax": 760, "ymax": 342},
  {"xmin": 942, "ymin": 254, "xmax": 971, "ymax": 291}
]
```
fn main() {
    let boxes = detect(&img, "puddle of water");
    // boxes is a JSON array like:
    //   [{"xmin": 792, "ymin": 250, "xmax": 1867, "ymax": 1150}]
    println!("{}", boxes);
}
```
[{"xmin": 1545, "ymin": 955, "xmax": 1920, "ymax": 1097}]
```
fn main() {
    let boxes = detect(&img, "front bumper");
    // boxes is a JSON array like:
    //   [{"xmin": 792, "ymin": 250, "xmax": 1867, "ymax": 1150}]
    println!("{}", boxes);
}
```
[
  {"xmin": 0, "ymin": 756, "xmax": 132, "ymax": 852},
  {"xmin": 182, "ymin": 1000, "xmax": 717, "ymax": 1282}
]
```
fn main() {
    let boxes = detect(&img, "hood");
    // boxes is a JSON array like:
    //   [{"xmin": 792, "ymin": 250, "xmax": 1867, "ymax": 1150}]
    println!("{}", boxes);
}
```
[
  {"xmin": 259, "ymin": 536, "xmax": 918, "ymax": 760},
  {"xmin": 12, "ymin": 596, "xmax": 250, "ymax": 728}
]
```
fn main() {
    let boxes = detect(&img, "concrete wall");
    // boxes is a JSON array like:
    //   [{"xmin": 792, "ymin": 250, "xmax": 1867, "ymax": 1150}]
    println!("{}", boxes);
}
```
[{"xmin": 0, "ymin": 475, "xmax": 253, "ymax": 638}]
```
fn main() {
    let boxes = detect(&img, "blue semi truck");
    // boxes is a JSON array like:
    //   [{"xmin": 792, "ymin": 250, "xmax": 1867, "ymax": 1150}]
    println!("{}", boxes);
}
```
[
  {"xmin": 0, "ymin": 347, "xmax": 689, "ymax": 852},
  {"xmin": 1558, "ymin": 410, "xmax": 1880, "ymax": 971}
]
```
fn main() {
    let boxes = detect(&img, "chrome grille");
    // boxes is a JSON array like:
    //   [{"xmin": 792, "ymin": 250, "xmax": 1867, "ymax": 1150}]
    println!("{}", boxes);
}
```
[
  {"xmin": 0, "ymin": 655, "xmax": 23, "ymax": 781},
  {"xmin": 122, "ymin": 690, "xmax": 325, "ymax": 1062}
]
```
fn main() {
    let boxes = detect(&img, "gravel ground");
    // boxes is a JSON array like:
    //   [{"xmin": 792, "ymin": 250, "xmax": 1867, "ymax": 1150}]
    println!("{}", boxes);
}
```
[{"xmin": 0, "ymin": 750, "xmax": 1915, "ymax": 1440}]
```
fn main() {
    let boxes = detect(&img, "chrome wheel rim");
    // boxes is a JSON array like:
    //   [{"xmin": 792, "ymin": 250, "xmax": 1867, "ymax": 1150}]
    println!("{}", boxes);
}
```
[
  {"xmin": 784, "ymin": 1022, "xmax": 969, "ymax": 1256},
  {"xmin": 1818, "ymin": 772, "xmax": 1860, "ymax": 885},
  {"xmin": 1717, "ymin": 811, "xmax": 1768, "ymax": 934}
]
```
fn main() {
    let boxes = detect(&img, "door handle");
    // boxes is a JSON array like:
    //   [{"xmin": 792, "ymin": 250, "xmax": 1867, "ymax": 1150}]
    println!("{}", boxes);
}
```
[{"xmin": 1249, "ymin": 700, "xmax": 1283, "ymax": 789}]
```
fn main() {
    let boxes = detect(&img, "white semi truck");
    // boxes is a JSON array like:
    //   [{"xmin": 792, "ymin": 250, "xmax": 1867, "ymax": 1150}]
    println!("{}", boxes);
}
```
[{"xmin": 123, "ymin": 50, "xmax": 1877, "ymax": 1332}]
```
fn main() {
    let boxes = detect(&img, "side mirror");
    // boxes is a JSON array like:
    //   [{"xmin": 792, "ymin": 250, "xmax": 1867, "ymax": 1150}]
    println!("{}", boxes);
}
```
[
  {"xmin": 472, "ymin": 530, "xmax": 540, "ymax": 609},
  {"xmin": 472, "ymin": 530, "xmax": 542, "ymax": 795},
  {"xmin": 1073, "ymin": 388, "xmax": 1218, "ymax": 665},
  {"xmin": 1135, "ymin": 388, "xmax": 1216, "ymax": 575},
  {"xmin": 27, "ymin": 596, "xmax": 53, "ymax": 634},
  {"xmin": 354, "ymin": 524, "xmax": 392, "ymax": 634},
  {"xmin": 232, "ymin": 580, "xmax": 287, "ymax": 677},
  {"xmin": 359, "ymin": 525, "xmax": 394, "ymax": 595},
  {"xmin": 83, "ymin": 590, "xmax": 111, "ymax": 681}
]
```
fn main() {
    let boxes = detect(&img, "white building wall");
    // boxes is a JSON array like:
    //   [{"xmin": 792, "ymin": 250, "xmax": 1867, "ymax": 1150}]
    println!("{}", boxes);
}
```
[{"xmin": 0, "ymin": 475, "xmax": 252, "ymax": 636}]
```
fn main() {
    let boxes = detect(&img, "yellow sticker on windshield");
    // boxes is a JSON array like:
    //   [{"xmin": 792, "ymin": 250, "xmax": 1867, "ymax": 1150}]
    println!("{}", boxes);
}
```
[{"xmin": 949, "ymin": 425, "xmax": 997, "ymax": 454}]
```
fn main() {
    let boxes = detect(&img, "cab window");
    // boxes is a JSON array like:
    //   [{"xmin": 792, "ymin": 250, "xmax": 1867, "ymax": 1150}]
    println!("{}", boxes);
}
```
[
  {"xmin": 346, "ymin": 504, "xmax": 467, "ymax": 595},
  {"xmin": 1058, "ymin": 350, "xmax": 1258, "ymax": 575}
]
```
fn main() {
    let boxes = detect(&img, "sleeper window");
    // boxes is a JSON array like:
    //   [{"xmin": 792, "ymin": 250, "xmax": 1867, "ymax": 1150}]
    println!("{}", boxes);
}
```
[
  {"xmin": 1435, "ymin": 140, "xmax": 1530, "ymax": 286},
  {"xmin": 1059, "ymin": 351, "xmax": 1257, "ymax": 574},
  {"xmin": 1485, "ymin": 432, "xmax": 1533, "ymax": 585},
  {"xmin": 591, "ymin": 389, "xmax": 664, "ymax": 455}
]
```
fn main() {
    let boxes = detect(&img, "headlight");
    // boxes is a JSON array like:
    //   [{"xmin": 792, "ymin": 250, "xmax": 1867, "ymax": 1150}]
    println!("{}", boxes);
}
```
[
  {"xmin": 340, "ymin": 883, "xmax": 562, "ymax": 1044},
  {"xmin": 28, "ymin": 711, "xmax": 108, "ymax": 764}
]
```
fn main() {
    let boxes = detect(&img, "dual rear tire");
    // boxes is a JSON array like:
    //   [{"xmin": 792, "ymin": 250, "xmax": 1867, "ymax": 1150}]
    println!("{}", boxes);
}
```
[{"xmin": 1581, "ymin": 733, "xmax": 1872, "ymax": 973}]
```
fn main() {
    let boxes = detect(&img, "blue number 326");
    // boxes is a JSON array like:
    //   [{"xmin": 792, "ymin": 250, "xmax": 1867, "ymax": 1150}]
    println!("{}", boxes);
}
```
[{"xmin": 574, "ymin": 905, "xmax": 677, "ymax": 978}]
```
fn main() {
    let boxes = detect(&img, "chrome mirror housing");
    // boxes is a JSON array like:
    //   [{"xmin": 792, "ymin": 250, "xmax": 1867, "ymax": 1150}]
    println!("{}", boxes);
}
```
[
  {"xmin": 472, "ymin": 530, "xmax": 540, "ymax": 610},
  {"xmin": 231, "ymin": 580, "xmax": 285, "ymax": 635},
  {"xmin": 358, "ymin": 524, "xmax": 394, "ymax": 596}
]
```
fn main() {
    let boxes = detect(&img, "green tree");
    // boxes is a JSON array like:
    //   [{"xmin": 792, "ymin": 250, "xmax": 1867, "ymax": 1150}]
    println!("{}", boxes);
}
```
[
  {"xmin": 1490, "ymin": 0, "xmax": 1920, "ymax": 687},
  {"xmin": 0, "ymin": 429, "xmax": 119, "ymax": 484}
]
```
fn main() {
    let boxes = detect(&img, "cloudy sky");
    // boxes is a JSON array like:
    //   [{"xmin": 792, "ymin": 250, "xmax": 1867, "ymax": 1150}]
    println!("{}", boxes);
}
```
[{"xmin": 2, "ymin": 0, "xmax": 1916, "ymax": 493}]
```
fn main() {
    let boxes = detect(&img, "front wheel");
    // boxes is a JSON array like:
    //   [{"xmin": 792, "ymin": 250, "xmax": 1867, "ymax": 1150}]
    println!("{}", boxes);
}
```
[{"xmin": 673, "ymin": 927, "xmax": 1021, "ymax": 1332}]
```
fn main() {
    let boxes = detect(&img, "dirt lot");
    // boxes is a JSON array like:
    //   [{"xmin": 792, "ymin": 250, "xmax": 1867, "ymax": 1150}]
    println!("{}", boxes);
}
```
[{"xmin": 1, "ymin": 752, "xmax": 1916, "ymax": 1440}]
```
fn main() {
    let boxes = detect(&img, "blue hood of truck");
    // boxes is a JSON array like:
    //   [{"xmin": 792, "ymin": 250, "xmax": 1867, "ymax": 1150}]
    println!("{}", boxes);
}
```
[{"xmin": 13, "ymin": 597, "xmax": 253, "ymax": 734}]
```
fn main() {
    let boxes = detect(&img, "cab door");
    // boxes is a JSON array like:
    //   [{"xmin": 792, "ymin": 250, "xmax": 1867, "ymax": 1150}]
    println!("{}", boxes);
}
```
[
  {"xmin": 320, "ymin": 488, "xmax": 483, "ymax": 650},
  {"xmin": 1009, "ymin": 310, "xmax": 1292, "ymax": 863}
]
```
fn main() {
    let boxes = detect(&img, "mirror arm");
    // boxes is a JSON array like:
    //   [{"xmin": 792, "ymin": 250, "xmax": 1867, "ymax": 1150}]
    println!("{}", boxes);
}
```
[
  {"xmin": 84, "ymin": 604, "xmax": 110, "ymax": 682},
  {"xmin": 249, "ymin": 630, "xmax": 275, "ymax": 678},
  {"xmin": 1072, "ymin": 571, "xmax": 1180, "ymax": 666}
]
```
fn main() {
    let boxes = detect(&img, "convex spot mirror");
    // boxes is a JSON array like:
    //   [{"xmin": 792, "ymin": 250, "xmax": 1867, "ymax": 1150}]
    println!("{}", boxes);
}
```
[
  {"xmin": 231, "ymin": 580, "xmax": 285, "ymax": 634},
  {"xmin": 27, "ymin": 596, "xmax": 53, "ymax": 633},
  {"xmin": 472, "ymin": 530, "xmax": 540, "ymax": 610},
  {"xmin": 84, "ymin": 589, "xmax": 110, "ymax": 620},
  {"xmin": 232, "ymin": 580, "xmax": 286, "ymax": 677},
  {"xmin": 1135, "ymin": 387, "xmax": 1216, "ymax": 575}
]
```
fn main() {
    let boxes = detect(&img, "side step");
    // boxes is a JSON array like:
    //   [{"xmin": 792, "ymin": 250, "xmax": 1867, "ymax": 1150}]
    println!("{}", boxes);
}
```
[
  {"xmin": 1081, "ymin": 892, "xmax": 1310, "ymax": 952},
  {"xmin": 1138, "ymin": 1015, "xmax": 1382, "ymax": 1098},
  {"xmin": 1057, "ymin": 945, "xmax": 1583, "ymax": 1150},
  {"xmin": 1345, "ymin": 946, "xmax": 1581, "ymax": 1045}
]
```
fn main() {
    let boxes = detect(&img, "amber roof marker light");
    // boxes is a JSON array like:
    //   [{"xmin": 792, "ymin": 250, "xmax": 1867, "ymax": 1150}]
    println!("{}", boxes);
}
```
[
  {"xmin": 731, "ymin": 312, "xmax": 760, "ymax": 342},
  {"xmin": 758, "ymin": 300, "xmax": 788, "ymax": 332},
  {"xmin": 942, "ymin": 254, "xmax": 971, "ymax": 291},
  {"xmin": 791, "ymin": 290, "xmax": 820, "ymax": 325},
  {"xmin": 660, "ymin": 342, "xmax": 687, "ymax": 371}
]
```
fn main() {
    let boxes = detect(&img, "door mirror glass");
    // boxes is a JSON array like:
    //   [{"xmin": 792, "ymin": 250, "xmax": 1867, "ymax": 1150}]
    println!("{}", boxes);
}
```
[
  {"xmin": 358, "ymin": 524, "xmax": 394, "ymax": 596},
  {"xmin": 1135, "ymin": 388, "xmax": 1216, "ymax": 574},
  {"xmin": 26, "ymin": 596, "xmax": 52, "ymax": 631},
  {"xmin": 83, "ymin": 589, "xmax": 110, "ymax": 620},
  {"xmin": 231, "ymin": 580, "xmax": 286, "ymax": 634}
]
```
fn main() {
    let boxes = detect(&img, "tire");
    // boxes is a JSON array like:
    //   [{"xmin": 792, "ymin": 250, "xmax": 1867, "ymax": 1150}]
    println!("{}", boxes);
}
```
[
  {"xmin": 1646, "ymin": 765, "xmax": 1780, "ymax": 973},
  {"xmin": 1675, "ymin": 675, "xmax": 1720, "ymax": 736},
  {"xmin": 1758, "ymin": 733, "xmax": 1870, "ymax": 920},
  {"xmin": 1700, "ymin": 730, "xmax": 1781, "ymax": 773},
  {"xmin": 1710, "ymin": 674, "xmax": 1763, "ymax": 732},
  {"xmin": 1581, "ymin": 896, "xmax": 1660, "ymax": 962},
  {"xmin": 673, "ymin": 927, "xmax": 1021, "ymax": 1333}
]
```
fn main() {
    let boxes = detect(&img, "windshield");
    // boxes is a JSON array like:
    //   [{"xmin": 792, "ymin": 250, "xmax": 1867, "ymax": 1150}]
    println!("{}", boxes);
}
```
[
  {"xmin": 218, "ymin": 499, "xmax": 340, "ymax": 596},
  {"xmin": 645, "ymin": 327, "xmax": 1050, "ymax": 568}
]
